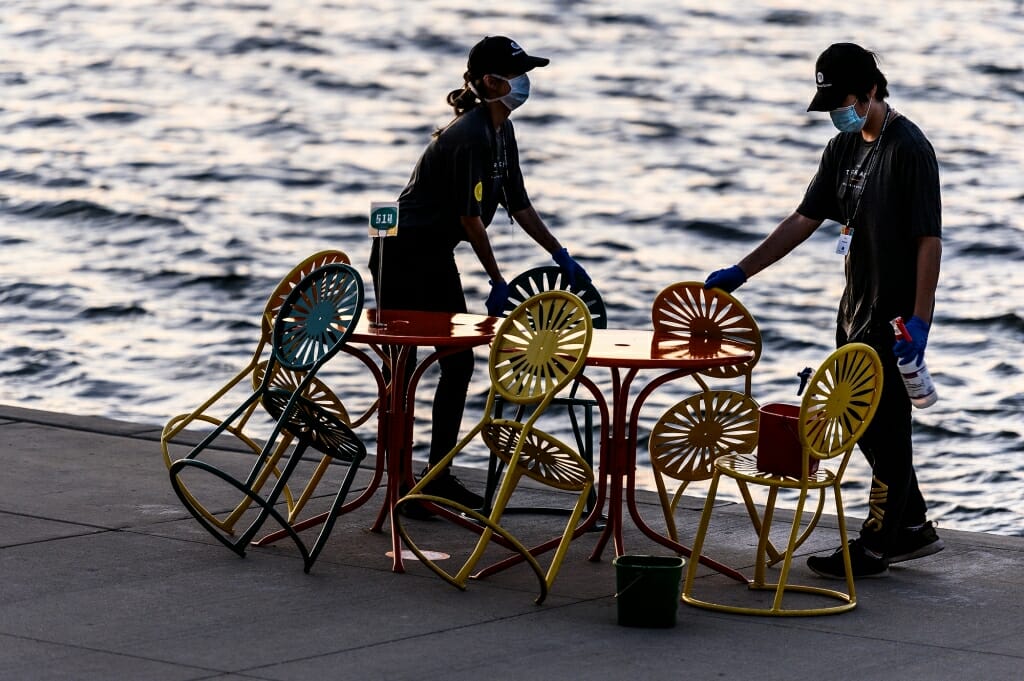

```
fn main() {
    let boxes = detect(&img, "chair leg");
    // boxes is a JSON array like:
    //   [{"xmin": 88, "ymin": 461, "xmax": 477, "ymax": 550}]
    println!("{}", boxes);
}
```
[
  {"xmin": 481, "ymin": 454, "xmax": 504, "ymax": 516},
  {"xmin": 738, "ymin": 481, "xmax": 828, "ymax": 568},
  {"xmin": 169, "ymin": 456, "xmax": 310, "ymax": 564},
  {"xmin": 578, "ymin": 402, "xmax": 597, "ymax": 514},
  {"xmin": 833, "ymin": 480, "xmax": 857, "ymax": 606},
  {"xmin": 770, "ymin": 488, "xmax": 808, "ymax": 612},
  {"xmin": 455, "ymin": 466, "xmax": 524, "ymax": 585},
  {"xmin": 303, "ymin": 454, "xmax": 365, "ymax": 573},
  {"xmin": 681, "ymin": 470, "xmax": 727, "ymax": 603},
  {"xmin": 778, "ymin": 488, "xmax": 827, "ymax": 563},
  {"xmin": 395, "ymin": 493, "xmax": 550, "ymax": 604},
  {"xmin": 287, "ymin": 455, "xmax": 333, "ymax": 524},
  {"xmin": 165, "ymin": 415, "xmax": 295, "ymax": 535},
  {"xmin": 736, "ymin": 481, "xmax": 784, "ymax": 567},
  {"xmin": 220, "ymin": 436, "xmax": 297, "ymax": 532},
  {"xmin": 542, "ymin": 477, "xmax": 593, "ymax": 590},
  {"xmin": 752, "ymin": 487, "xmax": 779, "ymax": 588},
  {"xmin": 231, "ymin": 442, "xmax": 312, "ymax": 552},
  {"xmin": 652, "ymin": 470, "xmax": 680, "ymax": 543}
]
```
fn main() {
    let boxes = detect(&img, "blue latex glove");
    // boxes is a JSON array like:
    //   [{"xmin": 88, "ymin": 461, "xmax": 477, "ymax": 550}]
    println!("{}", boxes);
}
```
[
  {"xmin": 485, "ymin": 279, "xmax": 509, "ymax": 317},
  {"xmin": 894, "ymin": 315, "xmax": 929, "ymax": 366},
  {"xmin": 552, "ymin": 248, "xmax": 591, "ymax": 287},
  {"xmin": 704, "ymin": 265, "xmax": 747, "ymax": 293}
]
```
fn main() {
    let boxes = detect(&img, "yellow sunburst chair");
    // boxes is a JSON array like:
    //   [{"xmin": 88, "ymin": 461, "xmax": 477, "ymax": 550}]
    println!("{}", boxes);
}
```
[
  {"xmin": 649, "ymin": 390, "xmax": 761, "ymax": 544},
  {"xmin": 651, "ymin": 281, "xmax": 762, "ymax": 394},
  {"xmin": 394, "ymin": 290, "xmax": 593, "ymax": 604},
  {"xmin": 648, "ymin": 281, "xmax": 765, "ymax": 549},
  {"xmin": 682, "ymin": 343, "xmax": 883, "ymax": 615}
]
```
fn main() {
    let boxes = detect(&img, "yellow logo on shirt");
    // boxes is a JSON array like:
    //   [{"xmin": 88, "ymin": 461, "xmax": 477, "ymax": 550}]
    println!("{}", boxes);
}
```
[{"xmin": 474, "ymin": 181, "xmax": 483, "ymax": 202}]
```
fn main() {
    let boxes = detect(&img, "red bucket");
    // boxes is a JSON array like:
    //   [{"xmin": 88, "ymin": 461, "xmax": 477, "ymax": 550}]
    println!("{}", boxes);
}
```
[{"xmin": 756, "ymin": 403, "xmax": 816, "ymax": 477}]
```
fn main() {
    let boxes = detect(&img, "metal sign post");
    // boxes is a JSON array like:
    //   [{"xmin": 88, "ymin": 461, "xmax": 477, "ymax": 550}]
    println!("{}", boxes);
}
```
[{"xmin": 369, "ymin": 201, "xmax": 399, "ymax": 328}]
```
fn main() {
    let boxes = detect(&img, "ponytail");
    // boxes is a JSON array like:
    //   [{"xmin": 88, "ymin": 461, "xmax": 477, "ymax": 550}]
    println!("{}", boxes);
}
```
[
  {"xmin": 446, "ymin": 85, "xmax": 481, "ymax": 117},
  {"xmin": 435, "ymin": 71, "xmax": 487, "ymax": 137}
]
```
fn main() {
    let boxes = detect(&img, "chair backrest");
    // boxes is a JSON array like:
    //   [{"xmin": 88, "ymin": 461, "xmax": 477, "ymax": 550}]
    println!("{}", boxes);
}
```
[
  {"xmin": 272, "ymin": 263, "xmax": 363, "ymax": 373},
  {"xmin": 800, "ymin": 342, "xmax": 883, "ymax": 463},
  {"xmin": 650, "ymin": 390, "xmax": 760, "ymax": 482},
  {"xmin": 489, "ymin": 290, "xmax": 593, "ymax": 407},
  {"xmin": 651, "ymin": 282, "xmax": 761, "ymax": 386},
  {"xmin": 504, "ymin": 266, "xmax": 607, "ymax": 329},
  {"xmin": 262, "ymin": 250, "xmax": 351, "ymax": 336}
]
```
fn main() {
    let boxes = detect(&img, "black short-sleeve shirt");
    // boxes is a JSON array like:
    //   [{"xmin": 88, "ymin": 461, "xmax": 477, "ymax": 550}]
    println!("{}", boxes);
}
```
[
  {"xmin": 797, "ymin": 115, "xmax": 942, "ymax": 341},
  {"xmin": 393, "ymin": 106, "xmax": 531, "ymax": 253}
]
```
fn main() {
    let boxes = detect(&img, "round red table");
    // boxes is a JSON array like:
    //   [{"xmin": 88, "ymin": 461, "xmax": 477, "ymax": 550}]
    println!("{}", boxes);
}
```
[
  {"xmin": 347, "ymin": 309, "xmax": 497, "ymax": 572},
  {"xmin": 477, "ymin": 328, "xmax": 754, "ymax": 582},
  {"xmin": 255, "ymin": 309, "xmax": 496, "ymax": 573}
]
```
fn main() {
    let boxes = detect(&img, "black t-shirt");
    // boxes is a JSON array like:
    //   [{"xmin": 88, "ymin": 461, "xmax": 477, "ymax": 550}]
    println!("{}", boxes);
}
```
[
  {"xmin": 797, "ymin": 115, "xmax": 942, "ymax": 341},
  {"xmin": 392, "ymin": 105, "xmax": 531, "ymax": 253}
]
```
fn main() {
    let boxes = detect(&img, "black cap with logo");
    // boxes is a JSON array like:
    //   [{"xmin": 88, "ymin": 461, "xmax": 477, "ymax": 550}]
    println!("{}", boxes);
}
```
[
  {"xmin": 807, "ymin": 43, "xmax": 881, "ymax": 112},
  {"xmin": 467, "ymin": 36, "xmax": 549, "ymax": 79}
]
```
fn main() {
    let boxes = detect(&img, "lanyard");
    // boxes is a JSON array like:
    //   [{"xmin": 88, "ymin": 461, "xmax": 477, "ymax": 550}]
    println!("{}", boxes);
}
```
[
  {"xmin": 492, "ymin": 125, "xmax": 513, "ymax": 223},
  {"xmin": 843, "ymin": 103, "xmax": 893, "ymax": 227}
]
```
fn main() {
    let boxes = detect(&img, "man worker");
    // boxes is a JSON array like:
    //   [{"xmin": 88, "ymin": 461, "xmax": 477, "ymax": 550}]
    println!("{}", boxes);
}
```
[{"xmin": 705, "ymin": 43, "xmax": 944, "ymax": 578}]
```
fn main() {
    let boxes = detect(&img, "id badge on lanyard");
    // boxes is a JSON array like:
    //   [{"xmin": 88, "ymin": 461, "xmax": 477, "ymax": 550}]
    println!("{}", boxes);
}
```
[
  {"xmin": 835, "ymin": 104, "xmax": 894, "ymax": 259},
  {"xmin": 835, "ymin": 223, "xmax": 853, "ymax": 256}
]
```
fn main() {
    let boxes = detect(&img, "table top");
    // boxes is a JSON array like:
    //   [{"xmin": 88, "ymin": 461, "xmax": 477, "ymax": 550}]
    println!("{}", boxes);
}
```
[
  {"xmin": 585, "ymin": 328, "xmax": 755, "ymax": 370},
  {"xmin": 351, "ymin": 309, "xmax": 498, "ymax": 347}
]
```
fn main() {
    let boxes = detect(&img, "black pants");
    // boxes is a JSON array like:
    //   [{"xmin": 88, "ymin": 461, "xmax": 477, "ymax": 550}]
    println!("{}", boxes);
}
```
[
  {"xmin": 369, "ymin": 239, "xmax": 475, "ymax": 468},
  {"xmin": 838, "ymin": 325, "xmax": 928, "ymax": 554}
]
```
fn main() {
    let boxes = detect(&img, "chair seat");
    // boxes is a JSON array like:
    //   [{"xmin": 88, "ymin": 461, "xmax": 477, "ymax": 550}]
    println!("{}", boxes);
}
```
[
  {"xmin": 485, "ymin": 377, "xmax": 598, "ymax": 515},
  {"xmin": 482, "ymin": 421, "xmax": 591, "ymax": 491},
  {"xmin": 548, "ymin": 395, "xmax": 597, "ymax": 407},
  {"xmin": 261, "ymin": 389, "xmax": 364, "ymax": 462},
  {"xmin": 715, "ymin": 452, "xmax": 837, "ymax": 488}
]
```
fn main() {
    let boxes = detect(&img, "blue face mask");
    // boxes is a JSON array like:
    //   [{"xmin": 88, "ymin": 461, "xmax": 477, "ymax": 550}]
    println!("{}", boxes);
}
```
[
  {"xmin": 830, "ymin": 99, "xmax": 871, "ymax": 133},
  {"xmin": 490, "ymin": 73, "xmax": 531, "ymax": 111}
]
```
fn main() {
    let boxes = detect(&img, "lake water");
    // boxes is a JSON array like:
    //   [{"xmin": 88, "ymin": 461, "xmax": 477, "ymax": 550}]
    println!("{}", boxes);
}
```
[{"xmin": 1, "ymin": 0, "xmax": 1021, "ymax": 536}]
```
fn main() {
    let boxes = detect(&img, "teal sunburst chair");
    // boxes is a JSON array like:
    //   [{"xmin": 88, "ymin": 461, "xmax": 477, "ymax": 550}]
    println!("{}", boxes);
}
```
[{"xmin": 168, "ymin": 263, "xmax": 366, "ymax": 572}]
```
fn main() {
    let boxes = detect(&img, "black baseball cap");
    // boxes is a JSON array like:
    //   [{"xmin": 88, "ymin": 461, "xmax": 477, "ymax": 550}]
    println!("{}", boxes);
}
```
[
  {"xmin": 467, "ymin": 36, "xmax": 549, "ymax": 79},
  {"xmin": 807, "ymin": 43, "xmax": 880, "ymax": 111}
]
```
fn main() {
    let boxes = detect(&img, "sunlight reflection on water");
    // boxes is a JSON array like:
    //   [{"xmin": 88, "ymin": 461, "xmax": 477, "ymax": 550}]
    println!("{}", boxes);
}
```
[{"xmin": 0, "ymin": 0, "xmax": 1021, "ymax": 535}]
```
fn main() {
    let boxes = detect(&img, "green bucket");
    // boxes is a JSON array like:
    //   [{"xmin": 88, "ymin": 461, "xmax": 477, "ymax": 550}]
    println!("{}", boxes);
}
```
[{"xmin": 612, "ymin": 555, "xmax": 685, "ymax": 628}]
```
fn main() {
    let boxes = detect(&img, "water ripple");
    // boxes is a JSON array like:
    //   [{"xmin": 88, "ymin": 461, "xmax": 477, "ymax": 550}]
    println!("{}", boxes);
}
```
[{"xmin": 0, "ymin": 0, "xmax": 1020, "ymax": 537}]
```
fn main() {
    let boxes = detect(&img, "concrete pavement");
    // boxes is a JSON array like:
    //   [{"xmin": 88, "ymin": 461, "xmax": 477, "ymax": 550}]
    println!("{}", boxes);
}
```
[{"xmin": 1, "ymin": 404, "xmax": 1021, "ymax": 680}]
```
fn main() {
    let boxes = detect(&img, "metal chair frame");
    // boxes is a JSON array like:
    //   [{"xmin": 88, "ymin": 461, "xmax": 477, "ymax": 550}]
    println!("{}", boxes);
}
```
[
  {"xmin": 651, "ymin": 281, "xmax": 762, "ymax": 394},
  {"xmin": 160, "ymin": 251, "xmax": 378, "ymax": 535},
  {"xmin": 484, "ymin": 266, "xmax": 606, "ymax": 517},
  {"xmin": 168, "ymin": 263, "xmax": 366, "ymax": 572},
  {"xmin": 682, "ymin": 343, "xmax": 884, "ymax": 616},
  {"xmin": 394, "ymin": 290, "xmax": 594, "ymax": 604},
  {"xmin": 649, "ymin": 390, "xmax": 760, "ymax": 543}
]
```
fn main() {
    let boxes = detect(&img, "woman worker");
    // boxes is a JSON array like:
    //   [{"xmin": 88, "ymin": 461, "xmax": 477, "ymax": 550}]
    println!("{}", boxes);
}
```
[{"xmin": 368, "ymin": 36, "xmax": 590, "ymax": 512}]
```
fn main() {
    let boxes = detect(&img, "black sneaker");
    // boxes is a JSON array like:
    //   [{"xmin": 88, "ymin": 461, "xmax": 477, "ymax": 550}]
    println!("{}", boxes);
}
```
[
  {"xmin": 421, "ymin": 468, "xmax": 484, "ymax": 510},
  {"xmin": 888, "ymin": 521, "xmax": 945, "ymax": 564},
  {"xmin": 397, "ymin": 483, "xmax": 436, "ymax": 520},
  {"xmin": 807, "ymin": 539, "xmax": 889, "ymax": 579}
]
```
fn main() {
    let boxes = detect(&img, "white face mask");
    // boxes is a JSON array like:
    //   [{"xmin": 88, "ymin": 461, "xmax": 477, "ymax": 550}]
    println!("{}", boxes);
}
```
[{"xmin": 488, "ymin": 73, "xmax": 531, "ymax": 111}]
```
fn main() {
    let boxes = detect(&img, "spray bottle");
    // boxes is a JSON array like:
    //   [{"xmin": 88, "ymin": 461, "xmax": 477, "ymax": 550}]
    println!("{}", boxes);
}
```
[{"xmin": 890, "ymin": 317, "xmax": 938, "ymax": 408}]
